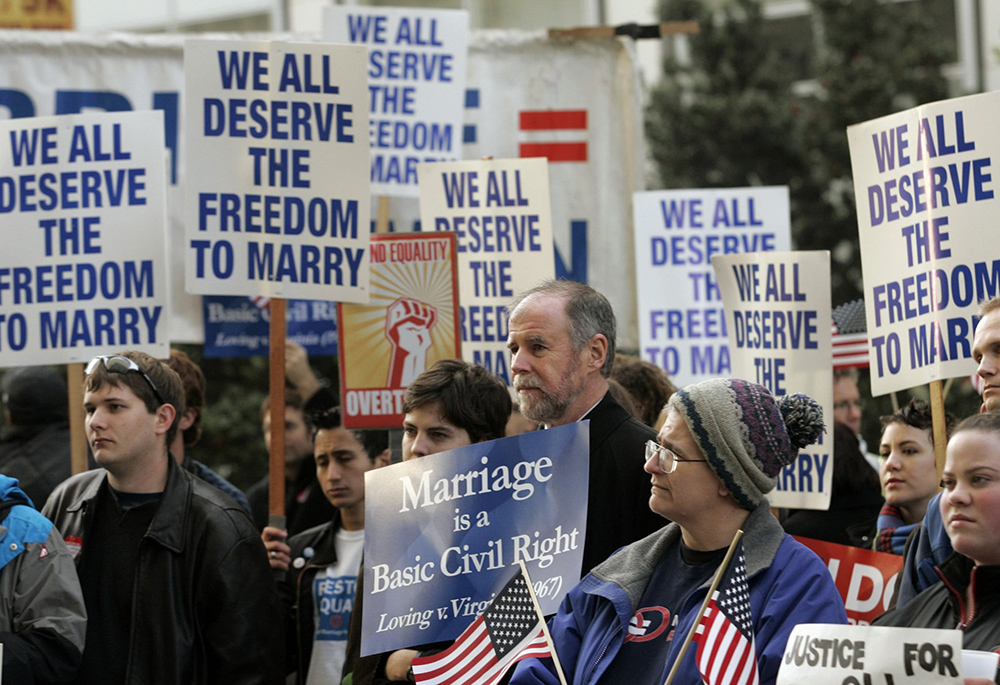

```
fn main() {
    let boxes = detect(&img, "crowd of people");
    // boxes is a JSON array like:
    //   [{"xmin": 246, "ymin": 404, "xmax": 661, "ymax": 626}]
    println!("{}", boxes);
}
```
[{"xmin": 1, "ymin": 282, "xmax": 999, "ymax": 684}]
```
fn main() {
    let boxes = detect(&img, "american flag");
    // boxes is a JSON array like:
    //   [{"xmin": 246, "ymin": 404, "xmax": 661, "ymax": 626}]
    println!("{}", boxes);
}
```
[
  {"xmin": 411, "ymin": 568, "xmax": 551, "ymax": 685},
  {"xmin": 832, "ymin": 299, "xmax": 869, "ymax": 370},
  {"xmin": 249, "ymin": 295, "xmax": 271, "ymax": 310},
  {"xmin": 692, "ymin": 542, "xmax": 759, "ymax": 685}
]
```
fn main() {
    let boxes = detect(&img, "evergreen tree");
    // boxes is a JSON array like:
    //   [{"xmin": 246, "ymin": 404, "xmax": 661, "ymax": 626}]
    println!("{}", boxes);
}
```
[{"xmin": 647, "ymin": 0, "xmax": 951, "ymax": 305}]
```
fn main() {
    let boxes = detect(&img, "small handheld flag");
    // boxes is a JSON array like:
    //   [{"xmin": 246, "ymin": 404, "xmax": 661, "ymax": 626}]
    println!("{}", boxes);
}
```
[
  {"xmin": 411, "ymin": 563, "xmax": 562, "ymax": 685},
  {"xmin": 691, "ymin": 539, "xmax": 759, "ymax": 685},
  {"xmin": 663, "ymin": 529, "xmax": 758, "ymax": 685}
]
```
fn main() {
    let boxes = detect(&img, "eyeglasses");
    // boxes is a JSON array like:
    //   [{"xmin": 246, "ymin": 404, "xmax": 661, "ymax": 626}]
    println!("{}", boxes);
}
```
[
  {"xmin": 85, "ymin": 355, "xmax": 165, "ymax": 405},
  {"xmin": 644, "ymin": 440, "xmax": 707, "ymax": 474}
]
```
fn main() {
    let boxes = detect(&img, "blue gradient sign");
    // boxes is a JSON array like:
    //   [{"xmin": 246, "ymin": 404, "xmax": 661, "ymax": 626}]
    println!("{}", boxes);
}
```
[{"xmin": 361, "ymin": 422, "xmax": 588, "ymax": 655}]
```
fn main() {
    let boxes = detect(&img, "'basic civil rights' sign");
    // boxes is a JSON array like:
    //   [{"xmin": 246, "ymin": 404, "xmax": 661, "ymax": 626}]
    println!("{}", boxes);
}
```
[{"xmin": 361, "ymin": 423, "xmax": 588, "ymax": 656}]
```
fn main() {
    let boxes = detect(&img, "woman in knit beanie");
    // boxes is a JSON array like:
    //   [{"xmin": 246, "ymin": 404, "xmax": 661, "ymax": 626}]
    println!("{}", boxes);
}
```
[
  {"xmin": 511, "ymin": 378, "xmax": 846, "ymax": 685},
  {"xmin": 666, "ymin": 377, "xmax": 826, "ymax": 511}
]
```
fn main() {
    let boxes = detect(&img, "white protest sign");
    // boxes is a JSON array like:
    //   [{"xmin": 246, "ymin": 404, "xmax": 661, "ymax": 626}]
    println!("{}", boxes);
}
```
[
  {"xmin": 183, "ymin": 39, "xmax": 371, "ymax": 303},
  {"xmin": 634, "ymin": 187, "xmax": 791, "ymax": 388},
  {"xmin": 777, "ymin": 624, "xmax": 964, "ymax": 685},
  {"xmin": 0, "ymin": 110, "xmax": 169, "ymax": 366},
  {"xmin": 325, "ymin": 6, "xmax": 469, "ymax": 198},
  {"xmin": 713, "ymin": 251, "xmax": 833, "ymax": 510},
  {"xmin": 848, "ymin": 91, "xmax": 1000, "ymax": 396},
  {"xmin": 419, "ymin": 157, "xmax": 554, "ymax": 383}
]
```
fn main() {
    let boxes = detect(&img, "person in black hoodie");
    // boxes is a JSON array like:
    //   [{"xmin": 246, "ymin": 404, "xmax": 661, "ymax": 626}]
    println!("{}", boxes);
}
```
[{"xmin": 0, "ymin": 367, "xmax": 72, "ymax": 507}]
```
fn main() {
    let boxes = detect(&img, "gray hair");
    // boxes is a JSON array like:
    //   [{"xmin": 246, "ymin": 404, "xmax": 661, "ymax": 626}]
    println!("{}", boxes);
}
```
[
  {"xmin": 508, "ymin": 280, "xmax": 616, "ymax": 377},
  {"xmin": 833, "ymin": 368, "xmax": 858, "ymax": 382}
]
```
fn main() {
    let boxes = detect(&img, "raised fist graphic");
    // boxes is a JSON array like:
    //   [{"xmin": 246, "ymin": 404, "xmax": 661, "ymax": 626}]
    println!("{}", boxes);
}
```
[{"xmin": 385, "ymin": 298, "xmax": 437, "ymax": 387}]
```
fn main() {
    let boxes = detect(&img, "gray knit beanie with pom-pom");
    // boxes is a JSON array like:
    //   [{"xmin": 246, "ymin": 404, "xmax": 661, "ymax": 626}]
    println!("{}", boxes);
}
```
[{"xmin": 666, "ymin": 378, "xmax": 825, "ymax": 510}]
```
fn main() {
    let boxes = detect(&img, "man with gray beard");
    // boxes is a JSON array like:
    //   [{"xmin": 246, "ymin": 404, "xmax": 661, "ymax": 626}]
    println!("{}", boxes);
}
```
[{"xmin": 507, "ymin": 280, "xmax": 665, "ymax": 572}]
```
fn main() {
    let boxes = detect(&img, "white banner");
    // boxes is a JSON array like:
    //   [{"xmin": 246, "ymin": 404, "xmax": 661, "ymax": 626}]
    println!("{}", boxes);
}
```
[
  {"xmin": 633, "ymin": 186, "xmax": 792, "ymax": 387},
  {"xmin": 0, "ymin": 30, "xmax": 645, "ymax": 345},
  {"xmin": 324, "ymin": 6, "xmax": 468, "ymax": 198},
  {"xmin": 777, "ymin": 624, "xmax": 963, "ymax": 685},
  {"xmin": 419, "ymin": 157, "xmax": 553, "ymax": 382},
  {"xmin": 847, "ymin": 91, "xmax": 1000, "ymax": 396},
  {"xmin": 713, "ymin": 251, "xmax": 833, "ymax": 510},
  {"xmin": 183, "ymin": 38, "xmax": 371, "ymax": 302},
  {"xmin": 0, "ymin": 110, "xmax": 168, "ymax": 365}
]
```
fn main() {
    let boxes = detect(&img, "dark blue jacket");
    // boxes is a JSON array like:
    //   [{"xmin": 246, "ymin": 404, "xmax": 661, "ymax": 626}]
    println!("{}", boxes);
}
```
[{"xmin": 511, "ymin": 504, "xmax": 847, "ymax": 685}]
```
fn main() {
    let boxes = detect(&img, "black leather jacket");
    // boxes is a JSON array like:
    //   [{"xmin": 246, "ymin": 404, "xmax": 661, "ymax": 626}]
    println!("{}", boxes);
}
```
[
  {"xmin": 42, "ymin": 457, "xmax": 285, "ymax": 684},
  {"xmin": 875, "ymin": 552, "xmax": 1000, "ymax": 653}
]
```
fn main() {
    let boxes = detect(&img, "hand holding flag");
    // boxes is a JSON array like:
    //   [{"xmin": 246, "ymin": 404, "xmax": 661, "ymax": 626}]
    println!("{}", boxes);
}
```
[
  {"xmin": 411, "ymin": 562, "xmax": 568, "ymax": 685},
  {"xmin": 664, "ymin": 530, "xmax": 759, "ymax": 685}
]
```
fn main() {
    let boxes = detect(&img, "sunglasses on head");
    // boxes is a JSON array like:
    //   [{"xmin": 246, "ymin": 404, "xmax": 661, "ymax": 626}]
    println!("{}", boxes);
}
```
[{"xmin": 85, "ymin": 355, "xmax": 165, "ymax": 405}]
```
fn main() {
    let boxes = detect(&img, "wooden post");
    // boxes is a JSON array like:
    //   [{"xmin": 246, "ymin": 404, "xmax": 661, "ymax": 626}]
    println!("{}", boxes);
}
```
[
  {"xmin": 68, "ymin": 363, "xmax": 88, "ymax": 475},
  {"xmin": 375, "ymin": 196, "xmax": 391, "ymax": 234},
  {"xmin": 929, "ymin": 379, "xmax": 948, "ymax": 482},
  {"xmin": 268, "ymin": 298, "xmax": 287, "ymax": 521}
]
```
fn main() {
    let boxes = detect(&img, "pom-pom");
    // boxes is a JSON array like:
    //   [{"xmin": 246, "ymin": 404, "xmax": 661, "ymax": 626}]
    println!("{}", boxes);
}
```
[{"xmin": 778, "ymin": 393, "xmax": 825, "ymax": 449}]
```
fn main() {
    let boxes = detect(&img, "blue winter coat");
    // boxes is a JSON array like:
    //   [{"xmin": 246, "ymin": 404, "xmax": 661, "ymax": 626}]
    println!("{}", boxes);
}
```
[{"xmin": 511, "ymin": 503, "xmax": 847, "ymax": 685}]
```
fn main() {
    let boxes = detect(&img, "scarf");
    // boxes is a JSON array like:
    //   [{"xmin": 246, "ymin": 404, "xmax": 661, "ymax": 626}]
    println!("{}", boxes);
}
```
[{"xmin": 874, "ymin": 503, "xmax": 918, "ymax": 555}]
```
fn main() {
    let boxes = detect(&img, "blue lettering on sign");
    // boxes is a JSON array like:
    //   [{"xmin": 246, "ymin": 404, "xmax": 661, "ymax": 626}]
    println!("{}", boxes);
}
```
[
  {"xmin": 1, "ymin": 89, "xmax": 182, "ymax": 184},
  {"xmin": 347, "ymin": 14, "xmax": 388, "ymax": 43},
  {"xmin": 8, "ymin": 127, "xmax": 58, "ymax": 166},
  {"xmin": 215, "ymin": 50, "xmax": 269, "ymax": 91},
  {"xmin": 39, "ymin": 305, "xmax": 162, "ymax": 348},
  {"xmin": 775, "ymin": 453, "xmax": 829, "ymax": 493},
  {"xmin": 659, "ymin": 198, "xmax": 702, "ymax": 228},
  {"xmin": 471, "ymin": 349, "xmax": 510, "ymax": 385},
  {"xmin": 690, "ymin": 344, "xmax": 730, "ymax": 376}
]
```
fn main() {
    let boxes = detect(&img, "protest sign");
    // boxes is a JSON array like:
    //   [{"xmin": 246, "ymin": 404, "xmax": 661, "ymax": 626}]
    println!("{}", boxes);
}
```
[
  {"xmin": 337, "ymin": 233, "xmax": 459, "ymax": 428},
  {"xmin": 634, "ymin": 187, "xmax": 791, "ymax": 387},
  {"xmin": 361, "ymin": 423, "xmax": 588, "ymax": 656},
  {"xmin": 777, "ymin": 624, "xmax": 963, "ymax": 685},
  {"xmin": 794, "ymin": 536, "xmax": 904, "ymax": 626},
  {"xmin": 420, "ymin": 157, "xmax": 554, "ymax": 384},
  {"xmin": 713, "ymin": 251, "xmax": 832, "ymax": 509},
  {"xmin": 0, "ymin": 110, "xmax": 168, "ymax": 366},
  {"xmin": 183, "ymin": 38, "xmax": 371, "ymax": 303},
  {"xmin": 202, "ymin": 296, "xmax": 338, "ymax": 358},
  {"xmin": 847, "ymin": 91, "xmax": 1000, "ymax": 396},
  {"xmin": 1, "ymin": 31, "xmax": 645, "ymax": 347},
  {"xmin": 324, "ymin": 6, "xmax": 469, "ymax": 198}
]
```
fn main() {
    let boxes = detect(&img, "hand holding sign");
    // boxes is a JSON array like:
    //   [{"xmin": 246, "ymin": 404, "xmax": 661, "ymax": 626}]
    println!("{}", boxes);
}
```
[{"xmin": 386, "ymin": 297, "xmax": 437, "ymax": 386}]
